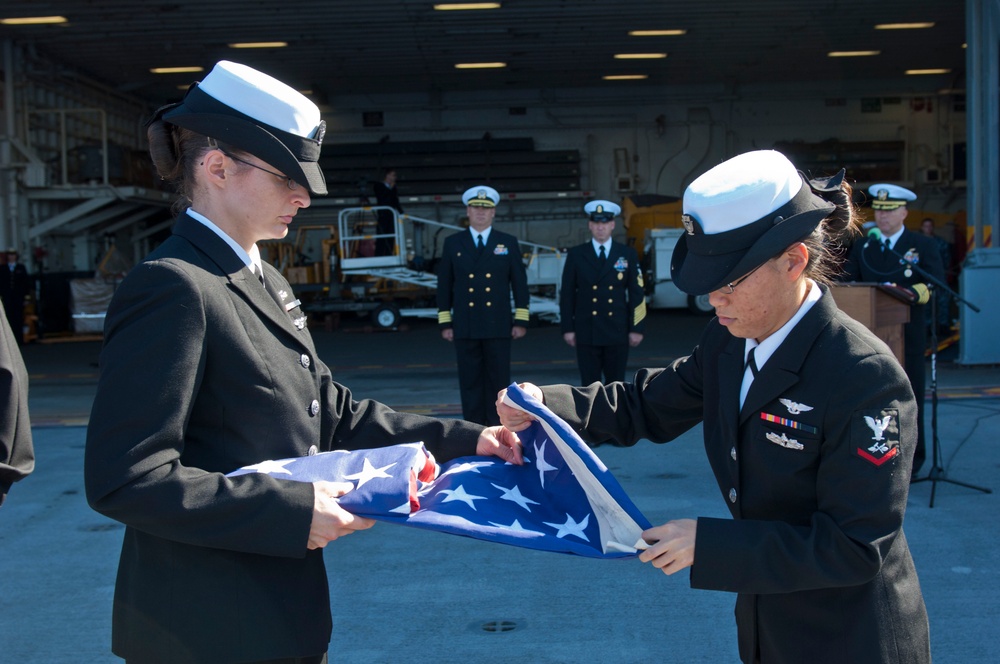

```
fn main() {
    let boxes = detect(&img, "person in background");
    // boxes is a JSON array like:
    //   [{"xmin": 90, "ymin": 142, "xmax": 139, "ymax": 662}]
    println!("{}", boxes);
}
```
[
  {"xmin": 560, "ymin": 199, "xmax": 646, "ymax": 385},
  {"xmin": 920, "ymin": 216, "xmax": 954, "ymax": 333},
  {"xmin": 437, "ymin": 185, "xmax": 529, "ymax": 425},
  {"xmin": 497, "ymin": 150, "xmax": 930, "ymax": 664},
  {"xmin": 373, "ymin": 167, "xmax": 403, "ymax": 256},
  {"xmin": 841, "ymin": 184, "xmax": 945, "ymax": 477},
  {"xmin": 0, "ymin": 300, "xmax": 33, "ymax": 506},
  {"xmin": 0, "ymin": 249, "xmax": 30, "ymax": 345},
  {"xmin": 85, "ymin": 61, "xmax": 522, "ymax": 664}
]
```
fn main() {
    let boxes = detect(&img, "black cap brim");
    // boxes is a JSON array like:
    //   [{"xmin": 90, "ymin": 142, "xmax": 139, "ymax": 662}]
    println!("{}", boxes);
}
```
[
  {"xmin": 670, "ymin": 180, "xmax": 834, "ymax": 295},
  {"xmin": 161, "ymin": 86, "xmax": 327, "ymax": 195}
]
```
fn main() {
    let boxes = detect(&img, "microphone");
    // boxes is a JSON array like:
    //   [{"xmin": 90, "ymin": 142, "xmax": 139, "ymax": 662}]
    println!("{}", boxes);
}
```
[{"xmin": 864, "ymin": 226, "xmax": 882, "ymax": 248}]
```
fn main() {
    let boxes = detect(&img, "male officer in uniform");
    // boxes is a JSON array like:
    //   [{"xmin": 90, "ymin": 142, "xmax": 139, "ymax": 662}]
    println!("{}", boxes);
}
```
[
  {"xmin": 842, "ymin": 183, "xmax": 945, "ymax": 476},
  {"xmin": 437, "ymin": 185, "xmax": 530, "ymax": 425},
  {"xmin": 560, "ymin": 200, "xmax": 646, "ymax": 385}
]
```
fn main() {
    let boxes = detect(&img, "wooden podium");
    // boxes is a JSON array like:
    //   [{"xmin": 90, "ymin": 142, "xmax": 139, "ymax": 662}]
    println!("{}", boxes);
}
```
[{"xmin": 830, "ymin": 283, "xmax": 911, "ymax": 364}]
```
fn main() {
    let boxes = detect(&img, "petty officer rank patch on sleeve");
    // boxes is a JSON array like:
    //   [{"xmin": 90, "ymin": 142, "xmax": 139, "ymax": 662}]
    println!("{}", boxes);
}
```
[{"xmin": 855, "ymin": 408, "xmax": 901, "ymax": 467}]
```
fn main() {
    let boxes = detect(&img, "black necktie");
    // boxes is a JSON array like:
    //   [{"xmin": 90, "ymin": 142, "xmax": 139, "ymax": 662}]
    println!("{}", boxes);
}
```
[
  {"xmin": 745, "ymin": 347, "xmax": 759, "ymax": 377},
  {"xmin": 477, "ymin": 234, "xmax": 485, "ymax": 252},
  {"xmin": 598, "ymin": 245, "xmax": 606, "ymax": 261},
  {"xmin": 883, "ymin": 238, "xmax": 891, "ymax": 252}
]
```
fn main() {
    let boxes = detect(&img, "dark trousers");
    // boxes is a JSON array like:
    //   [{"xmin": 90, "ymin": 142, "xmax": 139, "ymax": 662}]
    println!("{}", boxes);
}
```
[
  {"xmin": 903, "ymin": 313, "xmax": 928, "ymax": 474},
  {"xmin": 576, "ymin": 343, "xmax": 628, "ymax": 386},
  {"xmin": 904, "ymin": 350, "xmax": 927, "ymax": 474},
  {"xmin": 375, "ymin": 211, "xmax": 396, "ymax": 256},
  {"xmin": 454, "ymin": 337, "xmax": 511, "ymax": 425}
]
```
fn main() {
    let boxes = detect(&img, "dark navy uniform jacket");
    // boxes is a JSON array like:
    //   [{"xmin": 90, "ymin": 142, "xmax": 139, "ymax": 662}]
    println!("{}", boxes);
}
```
[
  {"xmin": 85, "ymin": 213, "xmax": 483, "ymax": 663},
  {"xmin": 436, "ymin": 228, "xmax": 529, "ymax": 337},
  {"xmin": 560, "ymin": 240, "xmax": 646, "ymax": 345},
  {"xmin": 539, "ymin": 288, "xmax": 930, "ymax": 664}
]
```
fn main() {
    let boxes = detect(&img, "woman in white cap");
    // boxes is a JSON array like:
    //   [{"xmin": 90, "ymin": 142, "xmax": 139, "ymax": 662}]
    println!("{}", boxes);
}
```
[
  {"xmin": 84, "ymin": 61, "xmax": 522, "ymax": 664},
  {"xmin": 498, "ymin": 150, "xmax": 929, "ymax": 663}
]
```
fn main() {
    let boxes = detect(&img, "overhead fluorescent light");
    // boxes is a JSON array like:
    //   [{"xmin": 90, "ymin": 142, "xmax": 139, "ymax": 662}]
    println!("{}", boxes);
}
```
[
  {"xmin": 875, "ymin": 22, "xmax": 934, "ymax": 30},
  {"xmin": 628, "ymin": 29, "xmax": 686, "ymax": 37},
  {"xmin": 905, "ymin": 68, "xmax": 951, "ymax": 75},
  {"xmin": 614, "ymin": 53, "xmax": 667, "ymax": 60},
  {"xmin": 1, "ymin": 16, "xmax": 68, "ymax": 25},
  {"xmin": 434, "ymin": 3, "xmax": 501, "ymax": 9},
  {"xmin": 228, "ymin": 41, "xmax": 288, "ymax": 49},
  {"xmin": 151, "ymin": 66, "xmax": 205, "ymax": 74},
  {"xmin": 455, "ymin": 62, "xmax": 506, "ymax": 69},
  {"xmin": 603, "ymin": 74, "xmax": 648, "ymax": 81},
  {"xmin": 828, "ymin": 50, "xmax": 881, "ymax": 57}
]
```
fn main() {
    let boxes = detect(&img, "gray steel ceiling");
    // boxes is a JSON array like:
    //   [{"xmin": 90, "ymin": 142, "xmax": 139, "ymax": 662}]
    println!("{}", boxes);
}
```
[{"xmin": 0, "ymin": 1, "xmax": 968, "ymax": 106}]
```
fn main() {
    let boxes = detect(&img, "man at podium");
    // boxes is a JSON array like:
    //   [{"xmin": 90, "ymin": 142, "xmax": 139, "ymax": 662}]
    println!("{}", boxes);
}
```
[{"xmin": 841, "ymin": 183, "xmax": 946, "ymax": 476}]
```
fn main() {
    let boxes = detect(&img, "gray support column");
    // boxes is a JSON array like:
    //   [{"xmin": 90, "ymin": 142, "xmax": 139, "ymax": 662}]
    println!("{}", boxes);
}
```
[
  {"xmin": 959, "ymin": 0, "xmax": 1000, "ymax": 364},
  {"xmin": 1, "ymin": 40, "xmax": 16, "ymax": 250}
]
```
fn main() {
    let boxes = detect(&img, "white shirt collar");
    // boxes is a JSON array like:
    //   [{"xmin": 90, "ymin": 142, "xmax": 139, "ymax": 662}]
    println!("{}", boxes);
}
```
[
  {"xmin": 592, "ymin": 239, "xmax": 611, "ymax": 254},
  {"xmin": 885, "ymin": 226, "xmax": 905, "ymax": 249},
  {"xmin": 186, "ymin": 208, "xmax": 263, "ymax": 277},
  {"xmin": 471, "ymin": 227, "xmax": 492, "ymax": 244}
]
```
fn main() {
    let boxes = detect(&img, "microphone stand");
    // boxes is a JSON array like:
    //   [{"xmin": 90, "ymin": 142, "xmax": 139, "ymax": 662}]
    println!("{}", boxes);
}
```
[{"xmin": 878, "ymin": 242, "xmax": 991, "ymax": 507}]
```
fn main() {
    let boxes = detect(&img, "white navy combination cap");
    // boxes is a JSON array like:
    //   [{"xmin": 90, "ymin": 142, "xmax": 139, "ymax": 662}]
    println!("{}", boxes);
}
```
[
  {"xmin": 584, "ymin": 200, "xmax": 621, "ymax": 222},
  {"xmin": 671, "ymin": 150, "xmax": 843, "ymax": 295},
  {"xmin": 869, "ymin": 183, "xmax": 916, "ymax": 210},
  {"xmin": 462, "ymin": 185, "xmax": 500, "ymax": 208},
  {"xmin": 149, "ymin": 61, "xmax": 328, "ymax": 195}
]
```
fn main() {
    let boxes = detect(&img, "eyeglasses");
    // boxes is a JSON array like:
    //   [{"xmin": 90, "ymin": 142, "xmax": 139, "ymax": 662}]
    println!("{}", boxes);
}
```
[
  {"xmin": 223, "ymin": 152, "xmax": 299, "ymax": 190},
  {"xmin": 722, "ymin": 262, "xmax": 764, "ymax": 294}
]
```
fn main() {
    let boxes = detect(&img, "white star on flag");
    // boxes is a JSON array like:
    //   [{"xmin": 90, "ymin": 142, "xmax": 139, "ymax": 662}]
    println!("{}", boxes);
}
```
[
  {"xmin": 489, "ymin": 518, "xmax": 544, "ymax": 535},
  {"xmin": 438, "ymin": 460, "xmax": 492, "ymax": 479},
  {"xmin": 439, "ymin": 484, "xmax": 488, "ymax": 510},
  {"xmin": 534, "ymin": 439, "xmax": 558, "ymax": 488},
  {"xmin": 343, "ymin": 457, "xmax": 396, "ymax": 488},
  {"xmin": 242, "ymin": 459, "xmax": 295, "ymax": 475},
  {"xmin": 544, "ymin": 513, "xmax": 591, "ymax": 541},
  {"xmin": 491, "ymin": 482, "xmax": 541, "ymax": 512}
]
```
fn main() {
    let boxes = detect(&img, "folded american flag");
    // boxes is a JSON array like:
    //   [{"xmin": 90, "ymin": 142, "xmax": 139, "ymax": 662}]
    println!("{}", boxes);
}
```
[{"xmin": 227, "ymin": 384, "xmax": 651, "ymax": 558}]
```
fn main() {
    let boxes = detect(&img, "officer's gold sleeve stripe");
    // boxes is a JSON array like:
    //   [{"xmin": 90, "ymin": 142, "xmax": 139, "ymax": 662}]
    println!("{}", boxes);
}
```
[
  {"xmin": 514, "ymin": 308, "xmax": 530, "ymax": 322},
  {"xmin": 633, "ymin": 300, "xmax": 647, "ymax": 326},
  {"xmin": 438, "ymin": 311, "xmax": 452, "ymax": 324}
]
